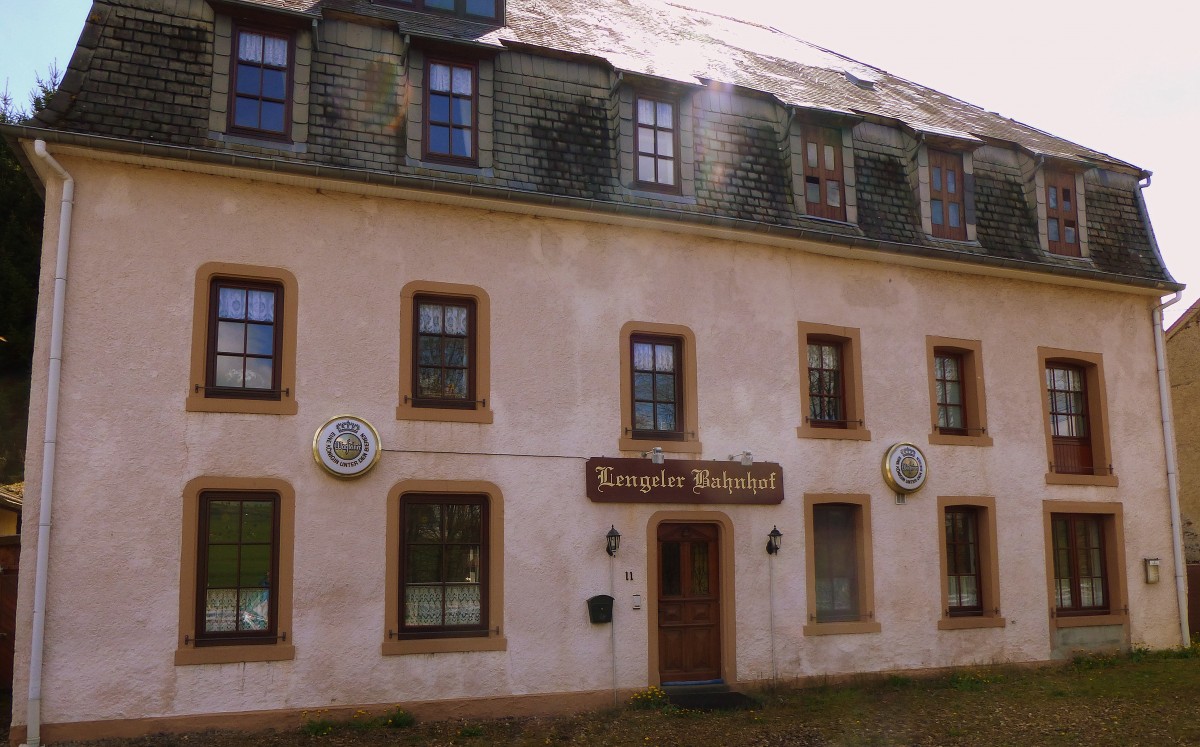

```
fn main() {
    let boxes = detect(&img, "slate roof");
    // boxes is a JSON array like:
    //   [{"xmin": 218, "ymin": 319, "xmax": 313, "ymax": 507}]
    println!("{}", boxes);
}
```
[{"xmin": 7, "ymin": 0, "xmax": 1178, "ymax": 288}]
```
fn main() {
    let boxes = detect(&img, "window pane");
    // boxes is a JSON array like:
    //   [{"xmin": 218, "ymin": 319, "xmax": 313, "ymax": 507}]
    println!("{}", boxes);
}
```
[
  {"xmin": 932, "ymin": 166, "xmax": 941, "ymax": 191},
  {"xmin": 445, "ymin": 504, "xmax": 481, "ymax": 543},
  {"xmin": 806, "ymin": 177, "xmax": 820, "ymax": 204},
  {"xmin": 406, "ymin": 545, "xmax": 442, "ymax": 583},
  {"xmin": 824, "ymin": 144, "xmax": 836, "ymax": 172},
  {"xmin": 654, "ymin": 344, "xmax": 675, "ymax": 372},
  {"xmin": 445, "ymin": 304, "xmax": 471, "ymax": 336},
  {"xmin": 263, "ymin": 36, "xmax": 288, "ymax": 66},
  {"xmin": 655, "ymin": 373, "xmax": 675, "ymax": 403},
  {"xmin": 1063, "ymin": 189, "xmax": 1072, "ymax": 210},
  {"xmin": 429, "ymin": 94, "xmax": 450, "ymax": 124},
  {"xmin": 262, "ymin": 68, "xmax": 286, "ymax": 100},
  {"xmin": 429, "ymin": 63, "xmax": 451, "ymax": 92},
  {"xmin": 239, "ymin": 588, "xmax": 270, "ymax": 631},
  {"xmin": 637, "ymin": 98, "xmax": 655, "ymax": 125},
  {"xmin": 217, "ymin": 321, "xmax": 245, "ymax": 354},
  {"xmin": 405, "ymin": 585, "xmax": 443, "ymax": 625},
  {"xmin": 244, "ymin": 358, "xmax": 273, "ymax": 389},
  {"xmin": 418, "ymin": 303, "xmax": 443, "ymax": 334},
  {"xmin": 827, "ymin": 180, "xmax": 841, "ymax": 208},
  {"xmin": 1048, "ymin": 186, "xmax": 1058, "ymax": 209},
  {"xmin": 241, "ymin": 501, "xmax": 273, "ymax": 542},
  {"xmin": 451, "ymin": 66, "xmax": 473, "ymax": 95},
  {"xmin": 215, "ymin": 355, "xmax": 244, "ymax": 387},
  {"xmin": 452, "ymin": 129, "xmax": 472, "ymax": 157},
  {"xmin": 948, "ymin": 202, "xmax": 961, "ymax": 228},
  {"xmin": 444, "ymin": 368, "xmax": 467, "ymax": 398},
  {"xmin": 452, "ymin": 98, "xmax": 472, "ymax": 126},
  {"xmin": 445, "ymin": 546, "xmax": 479, "ymax": 582},
  {"xmin": 445, "ymin": 584, "xmax": 481, "ymax": 625},
  {"xmin": 238, "ymin": 31, "xmax": 263, "ymax": 62},
  {"xmin": 205, "ymin": 589, "xmax": 237, "ymax": 632},
  {"xmin": 443, "ymin": 338, "xmax": 467, "ymax": 367},
  {"xmin": 1048, "ymin": 218, "xmax": 1059, "ymax": 242},
  {"xmin": 246, "ymin": 289, "xmax": 275, "ymax": 322},
  {"xmin": 1065, "ymin": 224, "xmax": 1076, "ymax": 244},
  {"xmin": 946, "ymin": 170, "xmax": 956, "ymax": 194},
  {"xmin": 218, "ymin": 287, "xmax": 246, "ymax": 319},
  {"xmin": 633, "ymin": 342, "xmax": 654, "ymax": 371},
  {"xmin": 657, "ymin": 159, "xmax": 675, "ymax": 185},
  {"xmin": 633, "ymin": 372, "xmax": 654, "ymax": 401},
  {"xmin": 207, "ymin": 545, "xmax": 239, "ymax": 588},
  {"xmin": 418, "ymin": 336, "xmax": 442, "ymax": 365},
  {"xmin": 807, "ymin": 142, "xmax": 818, "ymax": 169},
  {"xmin": 235, "ymin": 64, "xmax": 262, "ymax": 96},
  {"xmin": 634, "ymin": 402, "xmax": 655, "ymax": 430},
  {"xmin": 691, "ymin": 543, "xmax": 710, "ymax": 595},
  {"xmin": 233, "ymin": 98, "xmax": 260, "ymax": 129},
  {"xmin": 656, "ymin": 101, "xmax": 673, "ymax": 125},
  {"xmin": 429, "ymin": 125, "xmax": 450, "ymax": 154},
  {"xmin": 657, "ymin": 129, "xmax": 674, "ymax": 156},
  {"xmin": 260, "ymin": 101, "xmax": 286, "ymax": 133},
  {"xmin": 407, "ymin": 504, "xmax": 442, "ymax": 542},
  {"xmin": 464, "ymin": 0, "xmax": 496, "ymax": 16},
  {"xmin": 246, "ymin": 323, "xmax": 273, "ymax": 356},
  {"xmin": 207, "ymin": 501, "xmax": 241, "ymax": 542},
  {"xmin": 638, "ymin": 155, "xmax": 656, "ymax": 182},
  {"xmin": 239, "ymin": 544, "xmax": 271, "ymax": 587},
  {"xmin": 931, "ymin": 200, "xmax": 943, "ymax": 225},
  {"xmin": 661, "ymin": 542, "xmax": 681, "ymax": 596}
]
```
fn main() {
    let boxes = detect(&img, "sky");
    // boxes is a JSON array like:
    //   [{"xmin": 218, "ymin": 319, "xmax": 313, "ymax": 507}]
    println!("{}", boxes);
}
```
[{"xmin": 2, "ymin": 0, "xmax": 1196, "ymax": 322}]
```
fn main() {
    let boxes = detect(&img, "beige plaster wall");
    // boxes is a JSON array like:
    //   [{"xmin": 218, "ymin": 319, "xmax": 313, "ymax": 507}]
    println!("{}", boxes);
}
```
[{"xmin": 14, "ymin": 151, "xmax": 1181, "ymax": 730}]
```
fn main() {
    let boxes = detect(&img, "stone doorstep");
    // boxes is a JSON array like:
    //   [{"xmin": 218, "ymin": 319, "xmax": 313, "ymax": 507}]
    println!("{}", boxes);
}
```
[{"xmin": 662, "ymin": 683, "xmax": 759, "ymax": 711}]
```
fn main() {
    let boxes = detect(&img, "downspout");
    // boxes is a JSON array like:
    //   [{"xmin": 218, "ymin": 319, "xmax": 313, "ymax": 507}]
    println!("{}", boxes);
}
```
[
  {"xmin": 23, "ymin": 140, "xmax": 74, "ymax": 747},
  {"xmin": 1152, "ymin": 289, "xmax": 1187, "ymax": 646}
]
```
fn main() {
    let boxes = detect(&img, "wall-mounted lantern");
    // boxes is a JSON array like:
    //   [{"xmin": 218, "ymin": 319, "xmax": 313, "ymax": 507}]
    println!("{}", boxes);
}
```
[
  {"xmin": 766, "ymin": 525, "xmax": 782, "ymax": 555},
  {"xmin": 606, "ymin": 525, "xmax": 621, "ymax": 557}
]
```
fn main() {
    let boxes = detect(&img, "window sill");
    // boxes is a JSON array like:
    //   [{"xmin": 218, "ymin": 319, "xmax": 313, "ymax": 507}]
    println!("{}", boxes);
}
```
[
  {"xmin": 1053, "ymin": 612, "xmax": 1125, "ymax": 629},
  {"xmin": 938, "ymin": 616, "xmax": 1006, "ymax": 631},
  {"xmin": 796, "ymin": 424, "xmax": 872, "ymax": 441},
  {"xmin": 928, "ymin": 433, "xmax": 993, "ymax": 447},
  {"xmin": 1044, "ymin": 472, "xmax": 1118, "ymax": 487},
  {"xmin": 186, "ymin": 393, "xmax": 297, "ymax": 416},
  {"xmin": 382, "ymin": 634, "xmax": 507, "ymax": 656},
  {"xmin": 175, "ymin": 643, "xmax": 295, "ymax": 666},
  {"xmin": 618, "ymin": 436, "xmax": 703, "ymax": 454},
  {"xmin": 396, "ymin": 402, "xmax": 494, "ymax": 424},
  {"xmin": 803, "ymin": 620, "xmax": 881, "ymax": 636}
]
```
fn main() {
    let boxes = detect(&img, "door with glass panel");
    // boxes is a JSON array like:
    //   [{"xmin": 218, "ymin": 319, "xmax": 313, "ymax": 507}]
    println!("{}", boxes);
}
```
[{"xmin": 657, "ymin": 523, "xmax": 721, "ymax": 683}]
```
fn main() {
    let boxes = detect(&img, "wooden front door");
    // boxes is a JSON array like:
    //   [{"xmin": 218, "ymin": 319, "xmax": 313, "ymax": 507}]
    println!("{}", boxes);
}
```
[{"xmin": 657, "ymin": 522, "xmax": 720, "ymax": 683}]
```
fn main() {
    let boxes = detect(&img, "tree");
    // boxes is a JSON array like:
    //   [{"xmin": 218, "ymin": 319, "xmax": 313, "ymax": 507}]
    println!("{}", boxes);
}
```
[{"xmin": 0, "ymin": 66, "xmax": 58, "ymax": 482}]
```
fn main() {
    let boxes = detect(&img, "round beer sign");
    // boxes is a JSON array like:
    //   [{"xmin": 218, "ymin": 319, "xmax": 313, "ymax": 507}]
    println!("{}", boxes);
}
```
[
  {"xmin": 313, "ymin": 415, "xmax": 381, "ymax": 478},
  {"xmin": 881, "ymin": 442, "xmax": 927, "ymax": 494}
]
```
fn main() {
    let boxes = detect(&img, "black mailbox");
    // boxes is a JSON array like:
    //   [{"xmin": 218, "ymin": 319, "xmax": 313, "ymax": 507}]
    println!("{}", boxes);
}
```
[{"xmin": 587, "ymin": 594, "xmax": 614, "ymax": 624}]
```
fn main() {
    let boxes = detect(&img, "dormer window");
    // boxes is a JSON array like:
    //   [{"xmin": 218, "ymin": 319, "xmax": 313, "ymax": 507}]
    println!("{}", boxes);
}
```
[
  {"xmin": 388, "ymin": 0, "xmax": 502, "ymax": 21},
  {"xmin": 929, "ymin": 149, "xmax": 966, "ymax": 240},
  {"xmin": 424, "ymin": 59, "xmax": 476, "ymax": 164},
  {"xmin": 636, "ymin": 94, "xmax": 679, "ymax": 192},
  {"xmin": 802, "ymin": 126, "xmax": 845, "ymax": 221},
  {"xmin": 1046, "ymin": 171, "xmax": 1080, "ymax": 257},
  {"xmin": 230, "ymin": 26, "xmax": 292, "ymax": 139}
]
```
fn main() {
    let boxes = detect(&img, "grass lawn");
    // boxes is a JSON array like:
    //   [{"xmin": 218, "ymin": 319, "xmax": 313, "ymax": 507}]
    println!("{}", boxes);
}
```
[{"xmin": 55, "ymin": 648, "xmax": 1200, "ymax": 746}]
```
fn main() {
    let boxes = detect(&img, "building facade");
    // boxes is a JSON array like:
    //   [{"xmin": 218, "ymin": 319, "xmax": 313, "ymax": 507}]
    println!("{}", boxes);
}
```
[{"xmin": 2, "ymin": 0, "xmax": 1186, "ymax": 741}]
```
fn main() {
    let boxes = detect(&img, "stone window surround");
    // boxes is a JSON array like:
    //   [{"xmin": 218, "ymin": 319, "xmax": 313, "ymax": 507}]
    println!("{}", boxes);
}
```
[
  {"xmin": 925, "ymin": 335, "xmax": 992, "ymax": 447},
  {"xmin": 619, "ymin": 321, "xmax": 702, "ymax": 454},
  {"xmin": 1037, "ymin": 347, "xmax": 1117, "ymax": 487},
  {"xmin": 175, "ymin": 476, "xmax": 296, "ymax": 665},
  {"xmin": 802, "ymin": 493, "xmax": 880, "ymax": 636},
  {"xmin": 796, "ymin": 321, "xmax": 871, "ymax": 441},
  {"xmin": 209, "ymin": 10, "xmax": 313, "ymax": 148},
  {"xmin": 1041, "ymin": 500, "xmax": 1128, "ymax": 631},
  {"xmin": 937, "ymin": 495, "xmax": 1004, "ymax": 630}
]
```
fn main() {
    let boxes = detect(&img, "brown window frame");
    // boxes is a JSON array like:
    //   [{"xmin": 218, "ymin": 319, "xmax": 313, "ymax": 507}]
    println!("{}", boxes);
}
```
[
  {"xmin": 1038, "ymin": 348, "xmax": 1116, "ymax": 486},
  {"xmin": 1046, "ymin": 363, "xmax": 1092, "ymax": 475},
  {"xmin": 383, "ymin": 0, "xmax": 502, "ymax": 20},
  {"xmin": 944, "ymin": 506, "xmax": 982, "ymax": 616},
  {"xmin": 1041, "ymin": 501, "xmax": 1127, "ymax": 630},
  {"xmin": 925, "ymin": 337, "xmax": 992, "ymax": 447},
  {"xmin": 803, "ymin": 493, "xmax": 879, "ymax": 636},
  {"xmin": 1051, "ymin": 513, "xmax": 1110, "ymax": 616},
  {"xmin": 929, "ymin": 149, "xmax": 967, "ymax": 240},
  {"xmin": 424, "ymin": 58, "xmax": 478, "ymax": 166},
  {"xmin": 228, "ymin": 24, "xmax": 293, "ymax": 141},
  {"xmin": 176, "ymin": 476, "xmax": 295, "ymax": 666},
  {"xmin": 397, "ymin": 494, "xmax": 489, "ymax": 639},
  {"xmin": 194, "ymin": 491, "xmax": 281, "ymax": 647},
  {"xmin": 934, "ymin": 351, "xmax": 966, "ymax": 436},
  {"xmin": 204, "ymin": 278, "xmax": 285, "ymax": 401},
  {"xmin": 630, "ymin": 333, "xmax": 685, "ymax": 442},
  {"xmin": 618, "ymin": 322, "xmax": 701, "ymax": 454},
  {"xmin": 797, "ymin": 321, "xmax": 870, "ymax": 441},
  {"xmin": 802, "ymin": 125, "xmax": 846, "ymax": 221},
  {"xmin": 634, "ymin": 93, "xmax": 681, "ymax": 193},
  {"xmin": 1046, "ymin": 170, "xmax": 1081, "ymax": 257},
  {"xmin": 937, "ymin": 496, "xmax": 1003, "ymax": 630},
  {"xmin": 411, "ymin": 294, "xmax": 478, "ymax": 410},
  {"xmin": 806, "ymin": 338, "xmax": 845, "ymax": 428},
  {"xmin": 384, "ymin": 480, "xmax": 506, "ymax": 655}
]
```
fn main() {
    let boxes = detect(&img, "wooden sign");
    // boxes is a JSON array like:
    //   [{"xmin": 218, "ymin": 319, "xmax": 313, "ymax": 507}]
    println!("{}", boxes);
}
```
[{"xmin": 586, "ymin": 457, "xmax": 784, "ymax": 504}]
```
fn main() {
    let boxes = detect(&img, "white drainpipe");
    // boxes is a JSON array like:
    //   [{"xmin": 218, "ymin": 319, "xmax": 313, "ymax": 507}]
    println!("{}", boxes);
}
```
[
  {"xmin": 1152, "ymin": 290, "xmax": 1188, "ymax": 646},
  {"xmin": 22, "ymin": 140, "xmax": 75, "ymax": 747}
]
